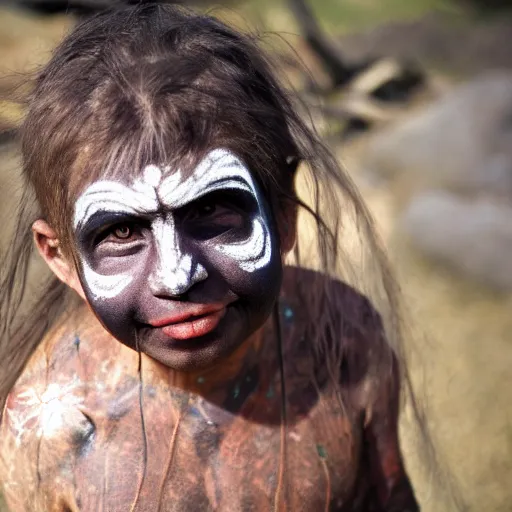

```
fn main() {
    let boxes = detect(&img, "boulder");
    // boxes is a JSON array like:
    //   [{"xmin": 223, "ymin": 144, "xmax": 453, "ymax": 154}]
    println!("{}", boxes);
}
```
[
  {"xmin": 400, "ymin": 191, "xmax": 512, "ymax": 291},
  {"xmin": 363, "ymin": 71, "xmax": 512, "ymax": 198}
]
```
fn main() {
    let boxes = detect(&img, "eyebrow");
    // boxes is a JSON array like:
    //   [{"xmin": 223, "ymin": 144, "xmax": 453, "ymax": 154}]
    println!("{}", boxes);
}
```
[
  {"xmin": 74, "ymin": 180, "xmax": 159, "ymax": 230},
  {"xmin": 157, "ymin": 155, "xmax": 257, "ymax": 209},
  {"xmin": 73, "ymin": 150, "xmax": 260, "ymax": 230},
  {"xmin": 160, "ymin": 174, "xmax": 256, "ymax": 210}
]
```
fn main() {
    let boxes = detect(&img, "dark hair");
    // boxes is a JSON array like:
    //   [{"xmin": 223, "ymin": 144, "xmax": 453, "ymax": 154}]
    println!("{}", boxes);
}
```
[{"xmin": 0, "ymin": 3, "xmax": 464, "ymax": 508}]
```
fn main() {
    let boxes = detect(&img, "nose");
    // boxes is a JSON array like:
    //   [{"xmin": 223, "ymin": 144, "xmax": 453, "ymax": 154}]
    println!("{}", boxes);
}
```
[
  {"xmin": 149, "ymin": 256, "xmax": 208, "ymax": 297},
  {"xmin": 148, "ymin": 218, "xmax": 208, "ymax": 297}
]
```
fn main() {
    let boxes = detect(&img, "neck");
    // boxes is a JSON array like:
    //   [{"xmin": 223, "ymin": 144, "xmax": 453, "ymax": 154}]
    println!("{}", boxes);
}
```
[
  {"xmin": 143, "ymin": 325, "xmax": 269, "ymax": 407},
  {"xmin": 81, "ymin": 303, "xmax": 273, "ymax": 408}
]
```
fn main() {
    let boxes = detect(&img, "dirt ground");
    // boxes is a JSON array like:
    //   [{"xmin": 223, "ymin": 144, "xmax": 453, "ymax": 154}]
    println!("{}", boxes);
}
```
[
  {"xmin": 1, "ymin": 5, "xmax": 512, "ymax": 511},
  {"xmin": 340, "ymin": 139, "xmax": 512, "ymax": 512}
]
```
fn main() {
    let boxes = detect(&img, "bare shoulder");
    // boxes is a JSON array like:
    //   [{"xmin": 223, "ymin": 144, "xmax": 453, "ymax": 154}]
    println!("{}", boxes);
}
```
[
  {"xmin": 4, "ymin": 304, "xmax": 125, "ymax": 395},
  {"xmin": 280, "ymin": 265, "xmax": 384, "ymax": 330},
  {"xmin": 280, "ymin": 265, "xmax": 399, "ymax": 406},
  {"xmin": 281, "ymin": 265, "xmax": 392, "ymax": 349},
  {"xmin": 280, "ymin": 267, "xmax": 418, "ymax": 511},
  {"xmin": 0, "ymin": 305, "xmax": 140, "ymax": 511},
  {"xmin": 1, "ymin": 304, "xmax": 140, "ymax": 437}
]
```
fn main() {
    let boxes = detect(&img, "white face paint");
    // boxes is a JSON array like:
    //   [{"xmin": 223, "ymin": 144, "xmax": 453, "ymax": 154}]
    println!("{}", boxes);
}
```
[
  {"xmin": 147, "ymin": 217, "xmax": 208, "ymax": 296},
  {"xmin": 73, "ymin": 149, "xmax": 273, "ymax": 300}
]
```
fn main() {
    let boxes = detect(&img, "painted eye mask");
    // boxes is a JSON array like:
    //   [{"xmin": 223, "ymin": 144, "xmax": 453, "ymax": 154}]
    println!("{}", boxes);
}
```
[{"xmin": 72, "ymin": 149, "xmax": 282, "ymax": 370}]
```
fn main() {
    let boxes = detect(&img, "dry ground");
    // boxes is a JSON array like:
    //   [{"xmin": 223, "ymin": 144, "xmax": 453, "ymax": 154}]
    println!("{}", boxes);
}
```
[{"xmin": 341, "ymin": 140, "xmax": 512, "ymax": 512}]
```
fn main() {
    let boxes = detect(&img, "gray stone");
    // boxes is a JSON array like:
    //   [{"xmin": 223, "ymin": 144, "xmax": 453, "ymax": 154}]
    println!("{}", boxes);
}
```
[
  {"xmin": 363, "ymin": 71, "xmax": 512, "ymax": 198},
  {"xmin": 400, "ymin": 191, "xmax": 512, "ymax": 291}
]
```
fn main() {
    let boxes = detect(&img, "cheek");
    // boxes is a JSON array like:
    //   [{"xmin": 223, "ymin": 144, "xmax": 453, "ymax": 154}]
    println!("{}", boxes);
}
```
[
  {"xmin": 201, "ymin": 222, "xmax": 282, "ymax": 302},
  {"xmin": 77, "ymin": 243, "xmax": 151, "ymax": 302},
  {"xmin": 77, "ymin": 254, "xmax": 145, "ymax": 348},
  {"xmin": 82, "ymin": 288, "xmax": 139, "ymax": 349},
  {"xmin": 215, "ymin": 218, "xmax": 272, "ymax": 272}
]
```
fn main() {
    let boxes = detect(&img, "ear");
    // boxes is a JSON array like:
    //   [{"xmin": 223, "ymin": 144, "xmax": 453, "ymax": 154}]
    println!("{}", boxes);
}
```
[
  {"xmin": 279, "ymin": 157, "xmax": 300, "ymax": 255},
  {"xmin": 278, "ymin": 200, "xmax": 298, "ymax": 255},
  {"xmin": 32, "ymin": 219, "xmax": 86, "ymax": 301}
]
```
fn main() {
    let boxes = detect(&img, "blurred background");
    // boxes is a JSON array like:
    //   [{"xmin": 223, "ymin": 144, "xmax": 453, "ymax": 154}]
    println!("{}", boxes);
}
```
[{"xmin": 1, "ymin": 0, "xmax": 512, "ymax": 510}]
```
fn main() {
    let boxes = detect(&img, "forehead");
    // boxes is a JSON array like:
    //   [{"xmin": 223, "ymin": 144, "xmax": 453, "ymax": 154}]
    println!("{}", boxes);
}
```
[{"xmin": 73, "ymin": 149, "xmax": 258, "ymax": 230}]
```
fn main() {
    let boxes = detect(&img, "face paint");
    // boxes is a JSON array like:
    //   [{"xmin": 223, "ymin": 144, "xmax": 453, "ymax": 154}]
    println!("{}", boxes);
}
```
[{"xmin": 73, "ymin": 149, "xmax": 282, "ymax": 370}]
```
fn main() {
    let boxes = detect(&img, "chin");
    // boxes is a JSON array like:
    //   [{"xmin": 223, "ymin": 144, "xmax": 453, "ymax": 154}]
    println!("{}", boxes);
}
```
[{"xmin": 140, "ymin": 331, "xmax": 246, "ymax": 372}]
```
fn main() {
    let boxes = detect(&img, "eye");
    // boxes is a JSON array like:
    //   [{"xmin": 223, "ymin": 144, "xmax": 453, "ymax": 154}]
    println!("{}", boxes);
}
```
[
  {"xmin": 184, "ymin": 194, "xmax": 238, "ymax": 223},
  {"xmin": 193, "ymin": 202, "xmax": 216, "ymax": 219},
  {"xmin": 179, "ymin": 193, "xmax": 248, "ymax": 240},
  {"xmin": 113, "ymin": 224, "xmax": 132, "ymax": 240},
  {"xmin": 96, "ymin": 221, "xmax": 143, "ymax": 246}
]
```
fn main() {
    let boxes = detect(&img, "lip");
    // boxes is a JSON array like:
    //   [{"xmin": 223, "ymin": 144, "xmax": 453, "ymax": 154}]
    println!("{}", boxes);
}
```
[{"xmin": 148, "ymin": 304, "xmax": 227, "ymax": 340}]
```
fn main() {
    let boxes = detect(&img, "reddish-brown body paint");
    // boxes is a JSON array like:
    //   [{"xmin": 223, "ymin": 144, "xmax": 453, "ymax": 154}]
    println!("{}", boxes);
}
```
[{"xmin": 0, "ymin": 267, "xmax": 418, "ymax": 511}]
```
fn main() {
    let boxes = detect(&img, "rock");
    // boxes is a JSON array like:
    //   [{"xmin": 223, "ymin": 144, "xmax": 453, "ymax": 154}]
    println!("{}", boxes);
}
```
[
  {"xmin": 400, "ymin": 191, "xmax": 512, "ymax": 291},
  {"xmin": 363, "ymin": 71, "xmax": 512, "ymax": 198},
  {"xmin": 348, "ymin": 57, "xmax": 425, "ymax": 103},
  {"xmin": 336, "ymin": 14, "xmax": 512, "ymax": 76}
]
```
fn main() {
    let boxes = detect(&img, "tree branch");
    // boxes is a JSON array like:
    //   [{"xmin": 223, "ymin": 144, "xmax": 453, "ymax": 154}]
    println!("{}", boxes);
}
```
[{"xmin": 287, "ymin": 0, "xmax": 365, "ymax": 87}]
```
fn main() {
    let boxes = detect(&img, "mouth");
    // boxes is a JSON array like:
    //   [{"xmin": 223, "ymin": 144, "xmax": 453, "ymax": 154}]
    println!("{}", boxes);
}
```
[{"xmin": 148, "ymin": 304, "xmax": 227, "ymax": 340}]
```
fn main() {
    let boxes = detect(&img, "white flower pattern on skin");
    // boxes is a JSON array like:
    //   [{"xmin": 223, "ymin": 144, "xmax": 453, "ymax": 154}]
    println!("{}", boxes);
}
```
[
  {"xmin": 73, "ymin": 149, "xmax": 272, "ymax": 300},
  {"xmin": 6, "ymin": 380, "xmax": 84, "ymax": 446}
]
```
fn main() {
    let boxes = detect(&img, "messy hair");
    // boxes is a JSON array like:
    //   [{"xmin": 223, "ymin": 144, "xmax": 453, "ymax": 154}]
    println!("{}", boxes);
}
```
[{"xmin": 0, "ymin": 3, "xmax": 463, "ymax": 509}]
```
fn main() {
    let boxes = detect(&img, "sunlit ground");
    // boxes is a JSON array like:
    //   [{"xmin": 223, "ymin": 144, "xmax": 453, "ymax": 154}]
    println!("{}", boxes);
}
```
[{"xmin": 340, "ymin": 139, "xmax": 512, "ymax": 512}]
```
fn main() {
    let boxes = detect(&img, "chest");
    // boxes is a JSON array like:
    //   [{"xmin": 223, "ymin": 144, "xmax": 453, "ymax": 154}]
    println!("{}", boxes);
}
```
[
  {"xmin": 1, "ymin": 364, "xmax": 365, "ymax": 512},
  {"xmin": 65, "ymin": 381, "xmax": 364, "ymax": 512}
]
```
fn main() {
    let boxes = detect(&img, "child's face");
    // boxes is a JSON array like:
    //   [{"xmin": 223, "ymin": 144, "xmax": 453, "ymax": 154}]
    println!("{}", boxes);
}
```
[{"xmin": 72, "ymin": 149, "xmax": 282, "ymax": 370}]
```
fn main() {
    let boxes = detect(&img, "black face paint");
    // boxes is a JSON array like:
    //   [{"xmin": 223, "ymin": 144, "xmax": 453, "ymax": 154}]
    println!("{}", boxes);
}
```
[{"xmin": 73, "ymin": 149, "xmax": 282, "ymax": 370}]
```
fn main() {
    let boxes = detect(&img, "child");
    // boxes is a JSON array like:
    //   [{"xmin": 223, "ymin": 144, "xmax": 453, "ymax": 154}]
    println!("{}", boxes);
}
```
[{"xmin": 0, "ymin": 3, "xmax": 421, "ymax": 510}]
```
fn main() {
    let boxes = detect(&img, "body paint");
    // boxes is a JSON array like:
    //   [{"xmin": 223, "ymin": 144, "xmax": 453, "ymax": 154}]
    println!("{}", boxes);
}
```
[{"xmin": 72, "ymin": 149, "xmax": 282, "ymax": 370}]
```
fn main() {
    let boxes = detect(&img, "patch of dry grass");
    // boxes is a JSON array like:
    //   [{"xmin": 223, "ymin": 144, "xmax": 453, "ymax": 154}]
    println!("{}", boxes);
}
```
[
  {"xmin": 340, "ymin": 137, "xmax": 512, "ymax": 512},
  {"xmin": 0, "ymin": 8, "xmax": 72, "ymax": 80}
]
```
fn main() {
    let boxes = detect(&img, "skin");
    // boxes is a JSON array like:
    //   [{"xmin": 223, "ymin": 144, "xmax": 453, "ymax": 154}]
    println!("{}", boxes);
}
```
[
  {"xmin": 72, "ymin": 149, "xmax": 282, "ymax": 371},
  {"xmin": 0, "ymin": 268, "xmax": 418, "ymax": 511},
  {"xmin": 0, "ymin": 154, "xmax": 419, "ymax": 511}
]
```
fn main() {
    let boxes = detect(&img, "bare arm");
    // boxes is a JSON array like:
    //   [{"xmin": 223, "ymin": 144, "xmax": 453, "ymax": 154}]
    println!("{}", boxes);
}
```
[{"xmin": 363, "ymin": 352, "xmax": 420, "ymax": 512}]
